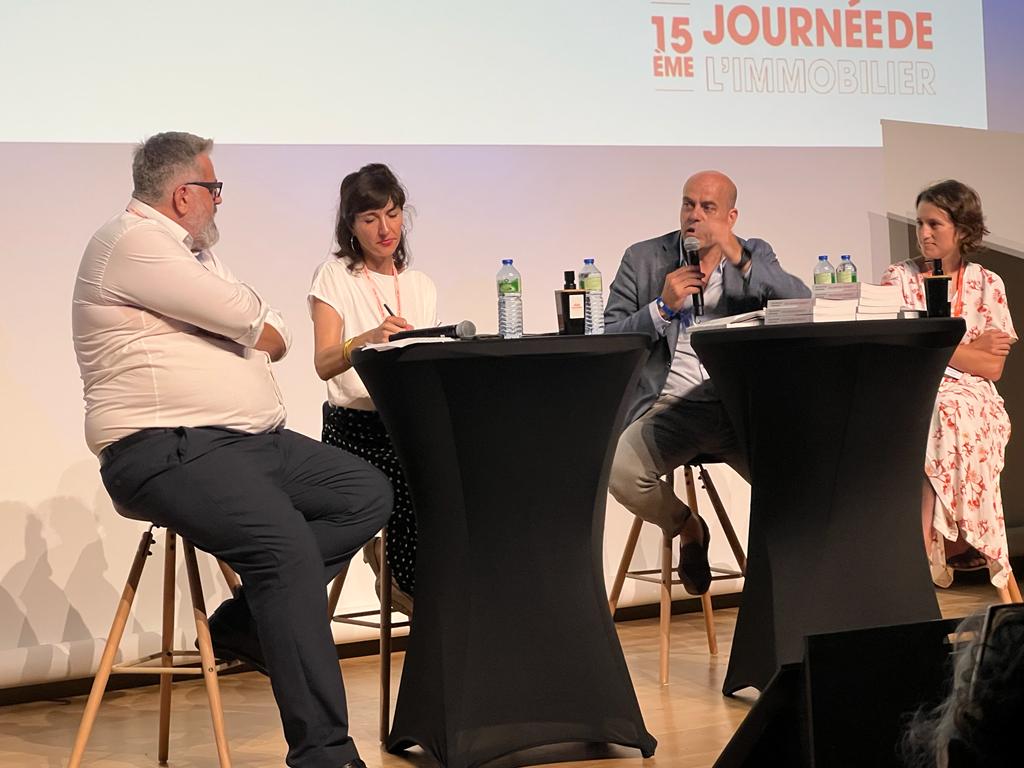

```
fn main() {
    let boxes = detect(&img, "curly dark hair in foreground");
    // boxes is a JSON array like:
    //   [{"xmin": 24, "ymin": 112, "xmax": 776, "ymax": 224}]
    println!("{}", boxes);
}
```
[{"xmin": 901, "ymin": 606, "xmax": 1024, "ymax": 768}]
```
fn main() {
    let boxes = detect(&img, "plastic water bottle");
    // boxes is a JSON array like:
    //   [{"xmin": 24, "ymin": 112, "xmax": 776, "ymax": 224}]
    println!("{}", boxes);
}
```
[
  {"xmin": 496, "ymin": 259, "xmax": 523, "ymax": 339},
  {"xmin": 836, "ymin": 254, "xmax": 858, "ymax": 283},
  {"xmin": 813, "ymin": 255, "xmax": 836, "ymax": 285},
  {"xmin": 579, "ymin": 258, "xmax": 605, "ymax": 335}
]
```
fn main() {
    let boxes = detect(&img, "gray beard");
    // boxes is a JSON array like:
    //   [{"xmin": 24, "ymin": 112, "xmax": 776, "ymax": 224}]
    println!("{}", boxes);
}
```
[{"xmin": 192, "ymin": 219, "xmax": 220, "ymax": 250}]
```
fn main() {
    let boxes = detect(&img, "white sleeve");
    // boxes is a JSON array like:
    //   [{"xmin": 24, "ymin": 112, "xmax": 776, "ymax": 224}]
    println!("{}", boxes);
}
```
[
  {"xmin": 102, "ymin": 226, "xmax": 267, "ymax": 347},
  {"xmin": 202, "ymin": 250, "xmax": 292, "ymax": 355}
]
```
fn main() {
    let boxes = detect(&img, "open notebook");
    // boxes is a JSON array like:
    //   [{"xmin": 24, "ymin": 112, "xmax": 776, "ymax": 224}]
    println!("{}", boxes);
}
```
[{"xmin": 687, "ymin": 309, "xmax": 765, "ymax": 331}]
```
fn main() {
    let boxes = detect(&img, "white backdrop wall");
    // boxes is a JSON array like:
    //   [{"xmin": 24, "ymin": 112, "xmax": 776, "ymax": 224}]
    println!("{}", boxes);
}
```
[
  {"xmin": 0, "ymin": 142, "xmax": 885, "ymax": 688},
  {"xmin": 882, "ymin": 120, "xmax": 1024, "ymax": 255},
  {"xmin": 1, "ymin": 0, "xmax": 1019, "ymax": 691}
]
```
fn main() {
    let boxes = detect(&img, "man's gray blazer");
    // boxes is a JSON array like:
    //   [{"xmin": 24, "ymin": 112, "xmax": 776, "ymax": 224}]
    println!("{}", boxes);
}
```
[{"xmin": 605, "ymin": 230, "xmax": 811, "ymax": 425}]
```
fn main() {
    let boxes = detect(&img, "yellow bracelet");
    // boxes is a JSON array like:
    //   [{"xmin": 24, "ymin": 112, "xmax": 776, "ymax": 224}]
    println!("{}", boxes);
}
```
[{"xmin": 343, "ymin": 337, "xmax": 356, "ymax": 362}]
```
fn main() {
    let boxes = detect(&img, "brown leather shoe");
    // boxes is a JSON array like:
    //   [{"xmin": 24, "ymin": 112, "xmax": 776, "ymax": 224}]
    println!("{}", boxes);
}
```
[{"xmin": 362, "ymin": 536, "xmax": 414, "ymax": 616}]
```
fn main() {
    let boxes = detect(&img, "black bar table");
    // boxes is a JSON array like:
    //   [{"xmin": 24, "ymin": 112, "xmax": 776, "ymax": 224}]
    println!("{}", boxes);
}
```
[
  {"xmin": 689, "ymin": 318, "xmax": 965, "ymax": 695},
  {"xmin": 353, "ymin": 334, "xmax": 657, "ymax": 768}
]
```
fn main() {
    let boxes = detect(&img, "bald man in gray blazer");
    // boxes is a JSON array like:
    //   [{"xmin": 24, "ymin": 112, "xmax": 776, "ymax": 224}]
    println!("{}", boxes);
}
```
[{"xmin": 605, "ymin": 170, "xmax": 809, "ymax": 594}]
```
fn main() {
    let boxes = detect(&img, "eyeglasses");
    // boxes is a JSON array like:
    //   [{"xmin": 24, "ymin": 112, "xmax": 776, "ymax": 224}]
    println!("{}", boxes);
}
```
[{"xmin": 183, "ymin": 181, "xmax": 223, "ymax": 198}]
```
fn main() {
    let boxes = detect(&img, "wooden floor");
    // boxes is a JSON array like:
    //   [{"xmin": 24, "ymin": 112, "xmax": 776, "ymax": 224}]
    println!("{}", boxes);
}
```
[{"xmin": 0, "ymin": 583, "xmax": 995, "ymax": 768}]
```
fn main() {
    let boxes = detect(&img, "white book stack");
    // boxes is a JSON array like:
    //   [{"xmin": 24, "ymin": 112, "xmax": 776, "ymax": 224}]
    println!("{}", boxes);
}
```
[
  {"xmin": 855, "ymin": 283, "xmax": 903, "ymax": 321},
  {"xmin": 765, "ymin": 298, "xmax": 813, "ymax": 325},
  {"xmin": 813, "ymin": 298, "xmax": 858, "ymax": 323},
  {"xmin": 812, "ymin": 282, "xmax": 905, "ymax": 320},
  {"xmin": 813, "ymin": 283, "xmax": 861, "ymax": 301}
]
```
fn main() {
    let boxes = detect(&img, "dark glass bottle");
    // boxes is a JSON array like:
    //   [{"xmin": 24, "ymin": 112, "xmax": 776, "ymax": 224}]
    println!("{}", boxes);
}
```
[{"xmin": 555, "ymin": 270, "xmax": 585, "ymax": 335}]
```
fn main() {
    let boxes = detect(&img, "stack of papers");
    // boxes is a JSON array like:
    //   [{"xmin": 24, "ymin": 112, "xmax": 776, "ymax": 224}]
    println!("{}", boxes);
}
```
[
  {"xmin": 363, "ymin": 337, "xmax": 457, "ymax": 351},
  {"xmin": 688, "ymin": 309, "xmax": 765, "ymax": 331}
]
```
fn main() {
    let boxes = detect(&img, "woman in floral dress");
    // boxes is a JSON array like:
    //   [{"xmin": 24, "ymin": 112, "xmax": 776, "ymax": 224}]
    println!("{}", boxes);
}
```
[{"xmin": 882, "ymin": 179, "xmax": 1018, "ymax": 600}]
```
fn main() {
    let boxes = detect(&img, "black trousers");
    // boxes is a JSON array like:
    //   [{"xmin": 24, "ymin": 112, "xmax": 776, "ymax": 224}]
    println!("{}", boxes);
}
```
[{"xmin": 100, "ymin": 426, "xmax": 393, "ymax": 768}]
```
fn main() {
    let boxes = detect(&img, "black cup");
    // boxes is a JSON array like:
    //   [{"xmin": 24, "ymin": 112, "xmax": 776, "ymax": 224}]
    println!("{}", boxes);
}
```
[{"xmin": 924, "ymin": 275, "xmax": 952, "ymax": 318}]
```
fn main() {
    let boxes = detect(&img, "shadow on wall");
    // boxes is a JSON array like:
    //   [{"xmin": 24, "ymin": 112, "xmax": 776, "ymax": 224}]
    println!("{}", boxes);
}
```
[
  {"xmin": 0, "ymin": 467, "xmax": 237, "ymax": 689},
  {"xmin": 0, "ymin": 485, "xmax": 142, "ymax": 685}
]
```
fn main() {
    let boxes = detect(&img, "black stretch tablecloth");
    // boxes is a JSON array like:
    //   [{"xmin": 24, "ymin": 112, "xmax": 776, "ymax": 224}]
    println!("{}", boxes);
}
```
[
  {"xmin": 353, "ymin": 334, "xmax": 657, "ymax": 768},
  {"xmin": 690, "ymin": 318, "xmax": 965, "ymax": 695}
]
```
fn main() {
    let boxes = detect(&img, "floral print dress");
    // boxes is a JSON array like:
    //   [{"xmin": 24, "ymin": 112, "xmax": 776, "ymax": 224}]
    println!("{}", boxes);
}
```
[{"xmin": 882, "ymin": 260, "xmax": 1017, "ymax": 588}]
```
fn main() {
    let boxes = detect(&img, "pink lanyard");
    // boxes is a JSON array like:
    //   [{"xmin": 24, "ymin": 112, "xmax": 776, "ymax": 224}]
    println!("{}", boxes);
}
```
[{"xmin": 361, "ymin": 263, "xmax": 402, "ymax": 320}]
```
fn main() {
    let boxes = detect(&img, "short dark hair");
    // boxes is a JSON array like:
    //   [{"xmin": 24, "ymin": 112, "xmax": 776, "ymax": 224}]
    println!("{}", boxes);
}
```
[
  {"xmin": 132, "ymin": 132, "xmax": 212, "ymax": 204},
  {"xmin": 333, "ymin": 164, "xmax": 409, "ymax": 271},
  {"xmin": 916, "ymin": 179, "xmax": 989, "ymax": 257}
]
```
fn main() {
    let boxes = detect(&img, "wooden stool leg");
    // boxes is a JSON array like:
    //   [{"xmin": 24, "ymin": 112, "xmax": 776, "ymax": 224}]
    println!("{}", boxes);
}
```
[
  {"xmin": 1007, "ymin": 570, "xmax": 1023, "ymax": 604},
  {"xmin": 609, "ymin": 517, "xmax": 644, "ymax": 616},
  {"xmin": 217, "ymin": 559, "xmax": 242, "ymax": 598},
  {"xmin": 683, "ymin": 467, "xmax": 717, "ymax": 655},
  {"xmin": 699, "ymin": 466, "xmax": 747, "ymax": 574},
  {"xmin": 158, "ymin": 532, "xmax": 177, "ymax": 765},
  {"xmin": 183, "ymin": 540, "xmax": 232, "ymax": 768},
  {"xmin": 379, "ymin": 529, "xmax": 393, "ymax": 743},
  {"xmin": 700, "ymin": 592, "xmax": 718, "ymax": 655},
  {"xmin": 659, "ymin": 532, "xmax": 673, "ymax": 685},
  {"xmin": 68, "ymin": 528, "xmax": 155, "ymax": 768},
  {"xmin": 326, "ymin": 561, "xmax": 351, "ymax": 618}
]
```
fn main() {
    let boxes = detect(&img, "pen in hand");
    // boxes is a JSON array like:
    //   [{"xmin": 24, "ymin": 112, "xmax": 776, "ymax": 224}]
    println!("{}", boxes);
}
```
[{"xmin": 382, "ymin": 303, "xmax": 412, "ymax": 333}]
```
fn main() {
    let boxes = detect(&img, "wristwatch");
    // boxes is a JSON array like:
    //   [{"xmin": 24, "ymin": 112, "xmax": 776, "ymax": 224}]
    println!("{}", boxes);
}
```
[{"xmin": 655, "ymin": 296, "xmax": 677, "ymax": 321}]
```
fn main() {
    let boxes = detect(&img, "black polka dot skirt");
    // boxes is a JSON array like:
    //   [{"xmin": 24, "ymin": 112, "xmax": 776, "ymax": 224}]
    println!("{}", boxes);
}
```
[{"xmin": 322, "ymin": 404, "xmax": 417, "ymax": 596}]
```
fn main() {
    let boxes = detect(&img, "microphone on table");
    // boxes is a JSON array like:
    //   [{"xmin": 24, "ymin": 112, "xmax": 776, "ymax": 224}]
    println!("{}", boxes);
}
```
[
  {"xmin": 389, "ymin": 320, "xmax": 477, "ymax": 342},
  {"xmin": 682, "ymin": 236, "xmax": 704, "ymax": 317}
]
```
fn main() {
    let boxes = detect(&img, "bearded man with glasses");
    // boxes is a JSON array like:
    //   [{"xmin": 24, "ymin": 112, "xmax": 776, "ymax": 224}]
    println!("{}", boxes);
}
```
[{"xmin": 71, "ymin": 131, "xmax": 388, "ymax": 768}]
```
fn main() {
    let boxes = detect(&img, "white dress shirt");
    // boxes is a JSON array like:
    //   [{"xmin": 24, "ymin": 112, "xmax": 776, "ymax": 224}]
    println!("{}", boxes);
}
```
[{"xmin": 73, "ymin": 199, "xmax": 290, "ymax": 455}]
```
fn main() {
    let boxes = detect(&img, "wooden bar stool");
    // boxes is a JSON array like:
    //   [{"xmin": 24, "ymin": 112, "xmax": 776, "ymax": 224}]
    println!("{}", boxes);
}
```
[
  {"xmin": 68, "ymin": 526, "xmax": 240, "ymax": 767},
  {"xmin": 608, "ymin": 461, "xmax": 747, "ymax": 684},
  {"xmin": 326, "ymin": 525, "xmax": 409, "ymax": 743}
]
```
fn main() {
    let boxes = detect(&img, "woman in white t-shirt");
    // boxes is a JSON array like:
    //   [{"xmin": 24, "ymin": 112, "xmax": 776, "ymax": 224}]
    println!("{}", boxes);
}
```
[{"xmin": 309, "ymin": 164, "xmax": 437, "ymax": 612}]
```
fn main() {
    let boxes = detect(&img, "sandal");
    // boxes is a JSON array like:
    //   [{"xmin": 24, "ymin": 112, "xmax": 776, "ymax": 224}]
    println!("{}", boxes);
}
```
[{"xmin": 945, "ymin": 550, "xmax": 988, "ymax": 572}]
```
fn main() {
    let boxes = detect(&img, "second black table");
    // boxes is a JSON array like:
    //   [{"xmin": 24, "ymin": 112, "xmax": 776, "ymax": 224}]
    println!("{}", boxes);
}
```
[{"xmin": 690, "ymin": 318, "xmax": 965, "ymax": 695}]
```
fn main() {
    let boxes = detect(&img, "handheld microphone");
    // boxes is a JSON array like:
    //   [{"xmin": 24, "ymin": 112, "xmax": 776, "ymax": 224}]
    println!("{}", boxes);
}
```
[
  {"xmin": 683, "ymin": 236, "xmax": 704, "ymax": 317},
  {"xmin": 389, "ymin": 320, "xmax": 477, "ymax": 342}
]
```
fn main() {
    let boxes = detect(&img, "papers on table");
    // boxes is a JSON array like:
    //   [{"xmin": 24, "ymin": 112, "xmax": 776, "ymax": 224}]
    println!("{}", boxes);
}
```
[
  {"xmin": 688, "ymin": 309, "xmax": 765, "ymax": 331},
  {"xmin": 362, "ymin": 337, "xmax": 458, "ymax": 352}
]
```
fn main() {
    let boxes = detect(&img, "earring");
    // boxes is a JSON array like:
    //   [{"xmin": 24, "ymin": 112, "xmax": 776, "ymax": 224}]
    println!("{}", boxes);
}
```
[{"xmin": 350, "ymin": 235, "xmax": 358, "ymax": 253}]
